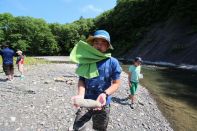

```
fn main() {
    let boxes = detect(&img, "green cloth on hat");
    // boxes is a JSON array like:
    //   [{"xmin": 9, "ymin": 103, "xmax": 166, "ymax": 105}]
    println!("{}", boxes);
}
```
[{"xmin": 70, "ymin": 40, "xmax": 111, "ymax": 79}]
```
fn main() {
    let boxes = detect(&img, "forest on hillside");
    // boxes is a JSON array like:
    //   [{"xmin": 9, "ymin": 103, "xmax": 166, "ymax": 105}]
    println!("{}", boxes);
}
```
[{"xmin": 0, "ymin": 0, "xmax": 196, "ymax": 56}]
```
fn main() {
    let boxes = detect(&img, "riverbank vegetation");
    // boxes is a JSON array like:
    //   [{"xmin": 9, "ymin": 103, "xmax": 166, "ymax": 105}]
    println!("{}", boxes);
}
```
[{"xmin": 0, "ymin": 57, "xmax": 50, "ymax": 65}]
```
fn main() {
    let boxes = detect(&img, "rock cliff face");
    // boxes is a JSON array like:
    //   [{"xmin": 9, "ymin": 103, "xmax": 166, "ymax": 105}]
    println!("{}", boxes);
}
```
[{"xmin": 124, "ymin": 19, "xmax": 197, "ymax": 65}]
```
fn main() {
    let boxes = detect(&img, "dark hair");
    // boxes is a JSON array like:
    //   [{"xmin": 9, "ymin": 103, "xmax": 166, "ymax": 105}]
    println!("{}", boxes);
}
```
[{"xmin": 2, "ymin": 41, "xmax": 9, "ymax": 48}]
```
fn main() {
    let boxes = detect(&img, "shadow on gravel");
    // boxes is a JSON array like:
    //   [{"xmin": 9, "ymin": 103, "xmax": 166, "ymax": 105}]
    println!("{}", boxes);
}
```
[
  {"xmin": 0, "ymin": 78, "xmax": 8, "ymax": 82},
  {"xmin": 63, "ymin": 75, "xmax": 77, "ymax": 78},
  {"xmin": 50, "ymin": 61, "xmax": 75, "ymax": 64},
  {"xmin": 14, "ymin": 75, "xmax": 21, "ymax": 77},
  {"xmin": 0, "ymin": 86, "xmax": 36, "ymax": 95},
  {"xmin": 25, "ymin": 90, "xmax": 36, "ymax": 94},
  {"xmin": 111, "ymin": 97, "xmax": 130, "ymax": 105},
  {"xmin": 0, "ymin": 75, "xmax": 21, "ymax": 82}
]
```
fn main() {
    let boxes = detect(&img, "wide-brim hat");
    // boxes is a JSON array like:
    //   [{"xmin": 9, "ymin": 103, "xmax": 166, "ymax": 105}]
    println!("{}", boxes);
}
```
[
  {"xmin": 16, "ymin": 50, "xmax": 22, "ymax": 54},
  {"xmin": 87, "ymin": 30, "xmax": 114, "ymax": 50}
]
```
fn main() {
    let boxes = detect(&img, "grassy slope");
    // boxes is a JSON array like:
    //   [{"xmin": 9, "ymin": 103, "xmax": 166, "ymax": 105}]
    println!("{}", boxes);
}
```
[{"xmin": 0, "ymin": 57, "xmax": 50, "ymax": 65}]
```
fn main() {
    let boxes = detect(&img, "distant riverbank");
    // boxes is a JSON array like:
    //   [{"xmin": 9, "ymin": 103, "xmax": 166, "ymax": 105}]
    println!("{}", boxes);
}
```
[{"xmin": 118, "ymin": 58, "xmax": 197, "ymax": 72}]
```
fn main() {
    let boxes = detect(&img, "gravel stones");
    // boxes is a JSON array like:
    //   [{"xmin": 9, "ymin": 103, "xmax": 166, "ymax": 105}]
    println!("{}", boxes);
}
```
[{"xmin": 0, "ymin": 63, "xmax": 173, "ymax": 131}]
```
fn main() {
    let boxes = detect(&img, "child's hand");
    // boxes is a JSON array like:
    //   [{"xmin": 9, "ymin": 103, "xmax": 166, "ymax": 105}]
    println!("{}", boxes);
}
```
[
  {"xmin": 71, "ymin": 95, "xmax": 84, "ymax": 109},
  {"xmin": 95, "ymin": 93, "xmax": 107, "ymax": 110}
]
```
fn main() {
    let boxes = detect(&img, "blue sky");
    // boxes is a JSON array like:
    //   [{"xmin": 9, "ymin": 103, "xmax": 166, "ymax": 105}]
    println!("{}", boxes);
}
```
[{"xmin": 0, "ymin": 0, "xmax": 117, "ymax": 24}]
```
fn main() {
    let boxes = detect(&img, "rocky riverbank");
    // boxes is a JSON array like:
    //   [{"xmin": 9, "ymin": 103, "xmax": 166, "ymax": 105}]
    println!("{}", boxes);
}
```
[{"xmin": 0, "ymin": 63, "xmax": 173, "ymax": 130}]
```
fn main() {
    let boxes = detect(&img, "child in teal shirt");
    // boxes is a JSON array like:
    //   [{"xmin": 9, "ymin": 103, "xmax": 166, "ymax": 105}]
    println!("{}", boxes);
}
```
[{"xmin": 128, "ymin": 57, "xmax": 142, "ymax": 109}]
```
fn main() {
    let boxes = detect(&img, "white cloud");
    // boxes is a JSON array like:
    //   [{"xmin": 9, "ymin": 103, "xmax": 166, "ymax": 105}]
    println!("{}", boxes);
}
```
[{"xmin": 82, "ymin": 4, "xmax": 103, "ymax": 13}]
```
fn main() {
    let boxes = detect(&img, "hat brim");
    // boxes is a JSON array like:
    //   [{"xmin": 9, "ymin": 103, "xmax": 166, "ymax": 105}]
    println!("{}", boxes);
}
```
[
  {"xmin": 87, "ymin": 35, "xmax": 113, "ymax": 50},
  {"xmin": 16, "ymin": 51, "xmax": 22, "ymax": 54}
]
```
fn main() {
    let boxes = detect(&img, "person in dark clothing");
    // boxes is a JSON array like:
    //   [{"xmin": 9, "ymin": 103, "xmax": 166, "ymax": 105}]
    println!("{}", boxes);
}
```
[{"xmin": 0, "ymin": 42, "xmax": 15, "ymax": 81}]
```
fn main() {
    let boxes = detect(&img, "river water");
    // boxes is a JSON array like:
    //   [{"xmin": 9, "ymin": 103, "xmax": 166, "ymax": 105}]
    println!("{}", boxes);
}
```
[{"xmin": 122, "ymin": 64, "xmax": 197, "ymax": 131}]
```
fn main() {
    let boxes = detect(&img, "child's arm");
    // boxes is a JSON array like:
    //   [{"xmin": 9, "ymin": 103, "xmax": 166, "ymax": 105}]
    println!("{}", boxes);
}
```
[
  {"xmin": 128, "ymin": 72, "xmax": 132, "ymax": 87},
  {"xmin": 16, "ymin": 56, "xmax": 21, "ymax": 64},
  {"xmin": 139, "ymin": 65, "xmax": 142, "ymax": 73},
  {"xmin": 128, "ymin": 66, "xmax": 132, "ymax": 87},
  {"xmin": 139, "ymin": 65, "xmax": 143, "ymax": 79},
  {"xmin": 72, "ymin": 79, "xmax": 86, "ymax": 108},
  {"xmin": 77, "ymin": 79, "xmax": 85, "ymax": 97}
]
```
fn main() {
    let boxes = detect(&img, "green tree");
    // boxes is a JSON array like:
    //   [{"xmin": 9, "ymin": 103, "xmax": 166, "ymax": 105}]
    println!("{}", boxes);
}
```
[
  {"xmin": 11, "ymin": 39, "xmax": 29, "ymax": 52},
  {"xmin": 0, "ymin": 13, "xmax": 15, "ymax": 44}
]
